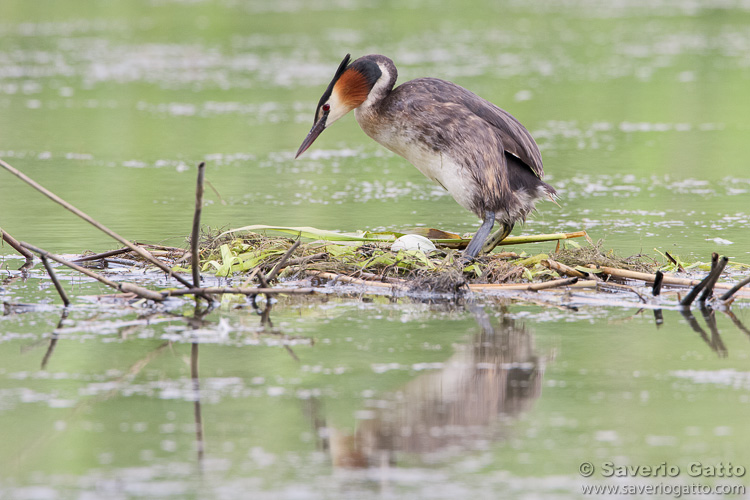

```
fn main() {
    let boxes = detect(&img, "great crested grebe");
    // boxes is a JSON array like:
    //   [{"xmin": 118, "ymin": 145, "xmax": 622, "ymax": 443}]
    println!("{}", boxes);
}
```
[{"xmin": 296, "ymin": 54, "xmax": 556, "ymax": 258}]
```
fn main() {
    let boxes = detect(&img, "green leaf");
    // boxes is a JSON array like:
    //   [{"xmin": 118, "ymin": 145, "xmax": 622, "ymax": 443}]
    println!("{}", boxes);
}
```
[
  {"xmin": 396, "ymin": 249, "xmax": 434, "ymax": 268},
  {"xmin": 208, "ymin": 244, "xmax": 239, "ymax": 276},
  {"xmin": 463, "ymin": 263, "xmax": 482, "ymax": 276},
  {"xmin": 325, "ymin": 244, "xmax": 359, "ymax": 257},
  {"xmin": 514, "ymin": 253, "xmax": 549, "ymax": 267},
  {"xmin": 235, "ymin": 248, "xmax": 284, "ymax": 271},
  {"xmin": 523, "ymin": 268, "xmax": 534, "ymax": 281},
  {"xmin": 223, "ymin": 225, "xmax": 397, "ymax": 242},
  {"xmin": 360, "ymin": 252, "xmax": 397, "ymax": 268}
]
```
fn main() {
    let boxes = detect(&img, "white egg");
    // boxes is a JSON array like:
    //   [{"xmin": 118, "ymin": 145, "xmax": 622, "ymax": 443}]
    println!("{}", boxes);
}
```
[{"xmin": 391, "ymin": 234, "xmax": 437, "ymax": 254}]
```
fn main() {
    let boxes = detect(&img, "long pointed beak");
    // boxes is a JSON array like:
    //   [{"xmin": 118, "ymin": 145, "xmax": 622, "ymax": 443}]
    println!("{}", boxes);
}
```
[{"xmin": 295, "ymin": 117, "xmax": 327, "ymax": 159}]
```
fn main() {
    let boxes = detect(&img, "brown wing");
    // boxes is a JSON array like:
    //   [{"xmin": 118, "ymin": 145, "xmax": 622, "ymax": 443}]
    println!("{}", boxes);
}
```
[
  {"xmin": 393, "ymin": 78, "xmax": 544, "ymax": 179},
  {"xmin": 384, "ymin": 78, "xmax": 544, "ymax": 217}
]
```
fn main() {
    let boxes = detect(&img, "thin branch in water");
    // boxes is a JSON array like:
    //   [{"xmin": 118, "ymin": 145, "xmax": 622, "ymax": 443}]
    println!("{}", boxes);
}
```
[
  {"xmin": 21, "ymin": 242, "xmax": 164, "ymax": 302},
  {"xmin": 468, "ymin": 277, "xmax": 583, "ymax": 292},
  {"xmin": 595, "ymin": 281, "xmax": 646, "ymax": 303},
  {"xmin": 265, "ymin": 239, "xmax": 301, "ymax": 283},
  {"xmin": 357, "ymin": 271, "xmax": 407, "ymax": 284},
  {"xmin": 191, "ymin": 162, "xmax": 206, "ymax": 290},
  {"xmin": 525, "ymin": 277, "xmax": 579, "ymax": 291},
  {"xmin": 597, "ymin": 266, "xmax": 736, "ymax": 291},
  {"xmin": 136, "ymin": 243, "xmax": 189, "ymax": 253},
  {"xmin": 679, "ymin": 272, "xmax": 714, "ymax": 307},
  {"xmin": 1, "ymin": 227, "xmax": 34, "ymax": 269},
  {"xmin": 542, "ymin": 258, "xmax": 588, "ymax": 278},
  {"xmin": 0, "ymin": 158, "xmax": 197, "ymax": 291},
  {"xmin": 240, "ymin": 266, "xmax": 262, "ymax": 288},
  {"xmin": 678, "ymin": 256, "xmax": 728, "ymax": 307},
  {"xmin": 720, "ymin": 275, "xmax": 750, "ymax": 303},
  {"xmin": 307, "ymin": 270, "xmax": 406, "ymax": 290},
  {"xmin": 40, "ymin": 255, "xmax": 71, "ymax": 307},
  {"xmin": 72, "ymin": 247, "xmax": 130, "ymax": 263},
  {"xmin": 257, "ymin": 269, "xmax": 271, "ymax": 289},
  {"xmin": 652, "ymin": 270, "xmax": 664, "ymax": 296},
  {"xmin": 104, "ymin": 258, "xmax": 140, "ymax": 267},
  {"xmin": 698, "ymin": 254, "xmax": 727, "ymax": 303},
  {"xmin": 161, "ymin": 286, "xmax": 316, "ymax": 298},
  {"xmin": 281, "ymin": 252, "xmax": 328, "ymax": 269},
  {"xmin": 709, "ymin": 252, "xmax": 719, "ymax": 272}
]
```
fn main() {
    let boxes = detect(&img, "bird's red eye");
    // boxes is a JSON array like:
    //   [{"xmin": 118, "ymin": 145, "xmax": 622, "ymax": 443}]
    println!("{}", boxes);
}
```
[{"xmin": 322, "ymin": 103, "xmax": 330, "ymax": 112}]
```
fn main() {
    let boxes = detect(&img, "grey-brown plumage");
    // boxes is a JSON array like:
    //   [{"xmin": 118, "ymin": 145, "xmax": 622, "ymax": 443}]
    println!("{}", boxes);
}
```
[{"xmin": 296, "ymin": 54, "xmax": 556, "ymax": 258}]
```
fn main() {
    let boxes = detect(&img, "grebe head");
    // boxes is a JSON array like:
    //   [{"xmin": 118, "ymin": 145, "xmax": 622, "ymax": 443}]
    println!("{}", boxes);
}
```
[{"xmin": 295, "ymin": 54, "xmax": 388, "ymax": 158}]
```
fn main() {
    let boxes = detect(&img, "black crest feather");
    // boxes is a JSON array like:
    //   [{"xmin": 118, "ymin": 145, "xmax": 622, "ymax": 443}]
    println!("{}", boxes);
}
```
[{"xmin": 315, "ymin": 54, "xmax": 351, "ymax": 123}]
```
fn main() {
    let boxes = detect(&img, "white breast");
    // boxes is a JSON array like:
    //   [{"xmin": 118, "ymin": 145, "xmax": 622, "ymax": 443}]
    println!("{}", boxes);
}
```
[{"xmin": 355, "ymin": 108, "xmax": 478, "ymax": 214}]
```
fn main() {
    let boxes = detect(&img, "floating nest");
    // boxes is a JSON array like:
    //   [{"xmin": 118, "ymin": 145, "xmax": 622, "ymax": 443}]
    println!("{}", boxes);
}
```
[
  {"xmin": 189, "ymin": 230, "xmax": 656, "ymax": 290},
  {"xmin": 3, "ymin": 157, "xmax": 748, "ymax": 310}
]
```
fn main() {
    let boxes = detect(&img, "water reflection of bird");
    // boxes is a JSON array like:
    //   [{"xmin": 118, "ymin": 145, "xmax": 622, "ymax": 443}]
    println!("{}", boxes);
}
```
[
  {"xmin": 296, "ymin": 54, "xmax": 557, "ymax": 258},
  {"xmin": 320, "ymin": 311, "xmax": 544, "ymax": 468}
]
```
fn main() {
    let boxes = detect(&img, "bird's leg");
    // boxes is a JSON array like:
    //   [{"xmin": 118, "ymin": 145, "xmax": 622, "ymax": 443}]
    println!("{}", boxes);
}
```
[
  {"xmin": 463, "ymin": 211, "xmax": 496, "ymax": 259},
  {"xmin": 481, "ymin": 222, "xmax": 515, "ymax": 255}
]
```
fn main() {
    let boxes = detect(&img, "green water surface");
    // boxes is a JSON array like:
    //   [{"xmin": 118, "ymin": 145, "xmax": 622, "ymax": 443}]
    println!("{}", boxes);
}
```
[{"xmin": 2, "ymin": 0, "xmax": 750, "ymax": 498}]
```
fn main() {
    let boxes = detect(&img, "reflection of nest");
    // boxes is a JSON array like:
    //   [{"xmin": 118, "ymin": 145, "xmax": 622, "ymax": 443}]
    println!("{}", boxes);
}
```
[{"xmin": 331, "ymin": 316, "xmax": 543, "ymax": 467}]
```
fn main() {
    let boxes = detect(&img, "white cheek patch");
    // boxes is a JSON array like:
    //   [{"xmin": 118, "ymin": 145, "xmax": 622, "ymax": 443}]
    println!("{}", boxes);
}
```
[{"xmin": 325, "ymin": 90, "xmax": 350, "ymax": 127}]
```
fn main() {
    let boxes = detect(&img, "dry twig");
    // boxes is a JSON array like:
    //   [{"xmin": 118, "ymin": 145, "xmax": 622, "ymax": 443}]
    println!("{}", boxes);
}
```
[
  {"xmin": 161, "ymin": 286, "xmax": 316, "ymax": 297},
  {"xmin": 542, "ymin": 258, "xmax": 588, "ymax": 278},
  {"xmin": 21, "ymin": 242, "xmax": 164, "ymax": 302},
  {"xmin": 266, "ymin": 239, "xmax": 302, "ymax": 283},
  {"xmin": 191, "ymin": 162, "xmax": 206, "ymax": 289},
  {"xmin": 0, "ymin": 158, "xmax": 197, "ymax": 291},
  {"xmin": 1, "ymin": 227, "xmax": 34, "ymax": 269},
  {"xmin": 40, "ymin": 255, "xmax": 70, "ymax": 307},
  {"xmin": 680, "ymin": 256, "xmax": 728, "ymax": 307},
  {"xmin": 721, "ymin": 275, "xmax": 750, "ymax": 303}
]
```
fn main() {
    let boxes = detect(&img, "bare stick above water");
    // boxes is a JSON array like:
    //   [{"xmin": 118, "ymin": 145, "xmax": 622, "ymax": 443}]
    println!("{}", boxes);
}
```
[
  {"xmin": 21, "ymin": 242, "xmax": 164, "ymax": 302},
  {"xmin": 1, "ymin": 227, "xmax": 34, "ymax": 269},
  {"xmin": 542, "ymin": 259, "xmax": 588, "ymax": 278},
  {"xmin": 265, "ymin": 239, "xmax": 301, "ymax": 283},
  {"xmin": 680, "ymin": 256, "xmax": 728, "ymax": 307},
  {"xmin": 721, "ymin": 275, "xmax": 750, "ymax": 303},
  {"xmin": 473, "ymin": 277, "xmax": 580, "ymax": 291},
  {"xmin": 699, "ymin": 253, "xmax": 725, "ymax": 303},
  {"xmin": 652, "ymin": 270, "xmax": 664, "ymax": 296},
  {"xmin": 161, "ymin": 286, "xmax": 316, "ymax": 297},
  {"xmin": 0, "ymin": 158, "xmax": 195, "ymax": 290},
  {"xmin": 596, "ymin": 266, "xmax": 736, "ymax": 291},
  {"xmin": 40, "ymin": 255, "xmax": 71, "ymax": 307},
  {"xmin": 307, "ymin": 270, "xmax": 405, "ymax": 290},
  {"xmin": 72, "ymin": 247, "xmax": 131, "ymax": 263},
  {"xmin": 191, "ymin": 162, "xmax": 206, "ymax": 289}
]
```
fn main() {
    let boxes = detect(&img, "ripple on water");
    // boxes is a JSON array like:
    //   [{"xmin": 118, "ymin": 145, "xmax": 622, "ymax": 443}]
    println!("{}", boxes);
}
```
[{"xmin": 671, "ymin": 369, "xmax": 750, "ymax": 390}]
